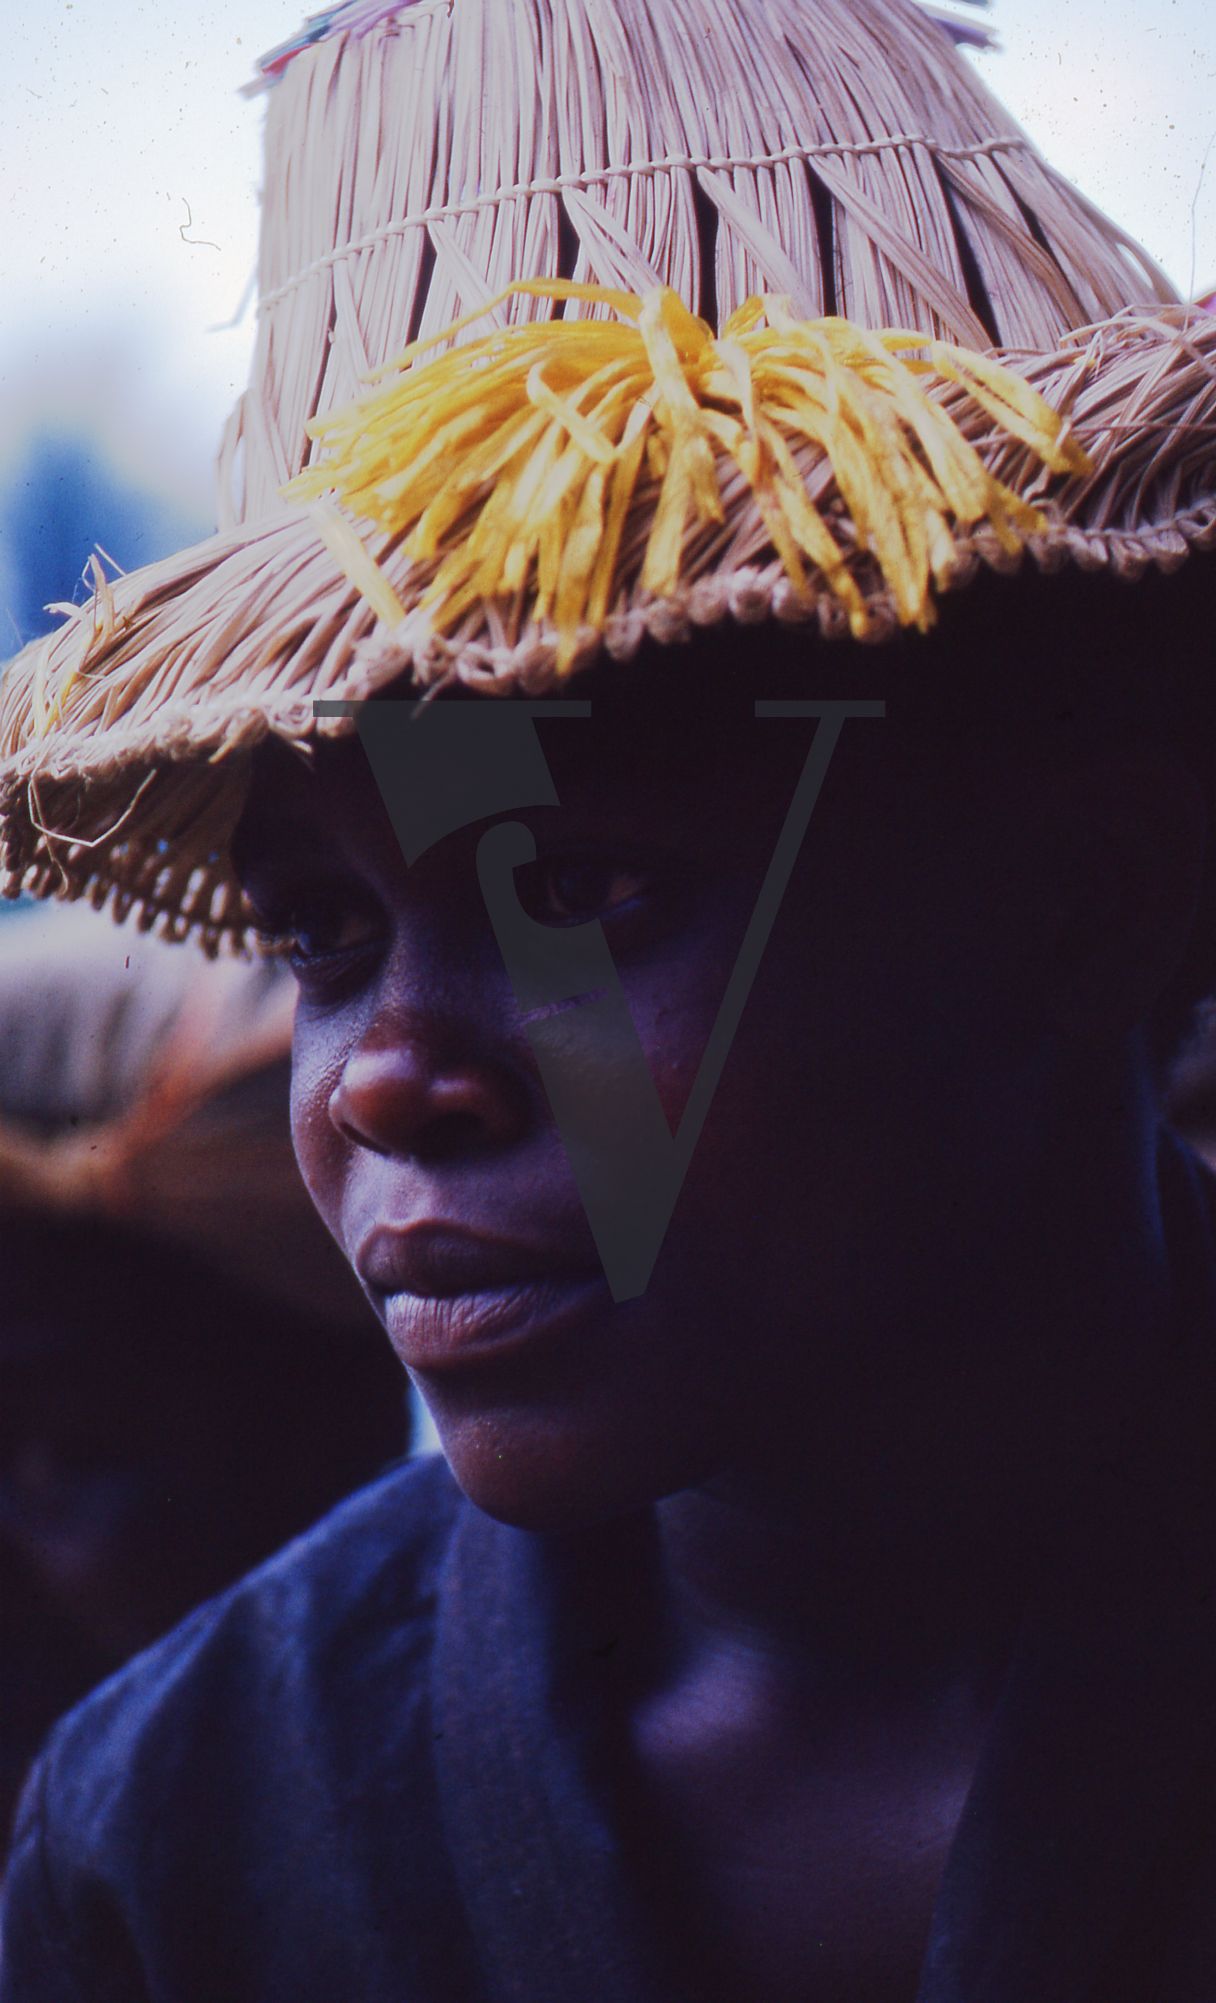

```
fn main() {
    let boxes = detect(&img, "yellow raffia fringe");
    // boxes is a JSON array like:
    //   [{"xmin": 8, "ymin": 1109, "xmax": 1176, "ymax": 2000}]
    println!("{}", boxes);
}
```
[{"xmin": 287, "ymin": 281, "xmax": 1090, "ymax": 672}]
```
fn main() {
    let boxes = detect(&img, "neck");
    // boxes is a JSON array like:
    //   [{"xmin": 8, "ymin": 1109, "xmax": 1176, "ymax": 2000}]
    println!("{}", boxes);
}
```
[{"xmin": 654, "ymin": 1082, "xmax": 1176, "ymax": 1691}]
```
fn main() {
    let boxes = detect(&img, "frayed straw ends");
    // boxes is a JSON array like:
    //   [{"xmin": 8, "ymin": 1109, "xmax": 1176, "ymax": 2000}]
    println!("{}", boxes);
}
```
[
  {"xmin": 2, "ymin": 306, "xmax": 1214, "ymax": 948},
  {"xmin": 287, "ymin": 282, "xmax": 1090, "ymax": 670}
]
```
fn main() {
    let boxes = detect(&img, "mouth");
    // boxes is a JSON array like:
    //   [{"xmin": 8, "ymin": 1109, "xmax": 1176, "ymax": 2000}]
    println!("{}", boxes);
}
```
[{"xmin": 355, "ymin": 1223, "xmax": 608, "ymax": 1372}]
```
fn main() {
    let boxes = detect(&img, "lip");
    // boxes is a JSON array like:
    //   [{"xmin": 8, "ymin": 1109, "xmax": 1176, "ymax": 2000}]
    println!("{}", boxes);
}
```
[{"xmin": 355, "ymin": 1223, "xmax": 607, "ymax": 1370}]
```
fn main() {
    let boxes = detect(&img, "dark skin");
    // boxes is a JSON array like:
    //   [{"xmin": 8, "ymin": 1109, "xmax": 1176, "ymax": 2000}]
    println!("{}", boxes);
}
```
[{"xmin": 236, "ymin": 632, "xmax": 1206, "ymax": 2001}]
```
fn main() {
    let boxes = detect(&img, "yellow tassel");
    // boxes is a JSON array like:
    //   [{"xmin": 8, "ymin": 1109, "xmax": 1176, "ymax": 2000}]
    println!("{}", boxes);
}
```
[
  {"xmin": 286, "ymin": 283, "xmax": 1091, "ymax": 666},
  {"xmin": 306, "ymin": 500, "xmax": 407, "ymax": 631}
]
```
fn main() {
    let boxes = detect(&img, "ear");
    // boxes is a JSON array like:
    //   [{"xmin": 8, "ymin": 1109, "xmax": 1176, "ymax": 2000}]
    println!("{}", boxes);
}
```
[{"xmin": 1016, "ymin": 744, "xmax": 1207, "ymax": 1040}]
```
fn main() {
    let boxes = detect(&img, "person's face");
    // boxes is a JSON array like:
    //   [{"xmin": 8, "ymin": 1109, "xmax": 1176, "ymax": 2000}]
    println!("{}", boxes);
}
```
[{"xmin": 236, "ymin": 672, "xmax": 1046, "ymax": 1531}]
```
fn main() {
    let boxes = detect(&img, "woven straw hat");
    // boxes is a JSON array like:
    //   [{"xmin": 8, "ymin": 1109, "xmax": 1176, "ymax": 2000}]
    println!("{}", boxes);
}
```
[{"xmin": 2, "ymin": 0, "xmax": 1214, "ymax": 949}]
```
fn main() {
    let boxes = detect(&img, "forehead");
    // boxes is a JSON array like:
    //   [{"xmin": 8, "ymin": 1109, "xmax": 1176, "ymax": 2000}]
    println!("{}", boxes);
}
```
[
  {"xmin": 238, "ymin": 572, "xmax": 1166, "ymax": 905},
  {"xmin": 237, "ymin": 672, "xmax": 821, "ymax": 875}
]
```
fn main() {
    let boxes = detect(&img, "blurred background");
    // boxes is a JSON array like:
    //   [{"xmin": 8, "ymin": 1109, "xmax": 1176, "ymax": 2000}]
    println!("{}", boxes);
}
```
[
  {"xmin": 2, "ymin": 0, "xmax": 1214, "ymax": 654},
  {"xmin": 0, "ymin": 906, "xmax": 419, "ymax": 1855}
]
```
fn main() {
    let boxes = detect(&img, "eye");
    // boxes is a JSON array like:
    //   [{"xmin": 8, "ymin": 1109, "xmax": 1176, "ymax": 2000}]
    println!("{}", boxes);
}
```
[
  {"xmin": 515, "ymin": 856, "xmax": 648, "ymax": 928},
  {"xmin": 287, "ymin": 902, "xmax": 382, "ymax": 964},
  {"xmin": 248, "ymin": 885, "xmax": 385, "ymax": 986}
]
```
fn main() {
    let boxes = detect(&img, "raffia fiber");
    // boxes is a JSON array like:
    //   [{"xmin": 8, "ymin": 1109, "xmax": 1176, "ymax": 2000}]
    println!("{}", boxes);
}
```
[
  {"xmin": 0, "ymin": 0, "xmax": 1209, "ymax": 947},
  {"xmin": 4, "ymin": 304, "xmax": 1215, "ymax": 950},
  {"xmin": 216, "ymin": 0, "xmax": 1174, "ymax": 529},
  {"xmin": 284, "ymin": 282, "xmax": 1094, "ymax": 664}
]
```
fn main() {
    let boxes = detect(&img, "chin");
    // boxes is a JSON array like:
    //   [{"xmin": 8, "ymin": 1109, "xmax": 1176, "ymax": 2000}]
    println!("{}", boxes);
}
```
[{"xmin": 426, "ymin": 1395, "xmax": 717, "ymax": 1533}]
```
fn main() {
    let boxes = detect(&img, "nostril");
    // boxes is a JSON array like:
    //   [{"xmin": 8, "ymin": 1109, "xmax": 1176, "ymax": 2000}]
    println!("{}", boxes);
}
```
[
  {"xmin": 328, "ymin": 1089, "xmax": 392, "ymax": 1157},
  {"xmin": 327, "ymin": 1046, "xmax": 431, "ymax": 1156},
  {"xmin": 328, "ymin": 1034, "xmax": 529, "ymax": 1160}
]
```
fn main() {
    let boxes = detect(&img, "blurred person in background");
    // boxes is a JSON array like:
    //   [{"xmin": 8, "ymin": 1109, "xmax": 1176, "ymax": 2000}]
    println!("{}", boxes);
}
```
[{"xmin": 0, "ymin": 905, "xmax": 410, "ymax": 1854}]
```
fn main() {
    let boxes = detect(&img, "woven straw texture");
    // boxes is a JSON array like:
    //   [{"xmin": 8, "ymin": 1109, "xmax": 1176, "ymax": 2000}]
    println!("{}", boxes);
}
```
[{"xmin": 2, "ymin": 0, "xmax": 1214, "ymax": 948}]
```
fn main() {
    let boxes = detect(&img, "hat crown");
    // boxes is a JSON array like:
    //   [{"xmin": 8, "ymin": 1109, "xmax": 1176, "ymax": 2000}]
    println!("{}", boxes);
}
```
[{"xmin": 220, "ymin": 0, "xmax": 1173, "ymax": 529}]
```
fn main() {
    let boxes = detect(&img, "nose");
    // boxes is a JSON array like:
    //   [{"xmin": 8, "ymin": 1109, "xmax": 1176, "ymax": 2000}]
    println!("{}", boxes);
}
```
[{"xmin": 328, "ymin": 1020, "xmax": 527, "ymax": 1162}]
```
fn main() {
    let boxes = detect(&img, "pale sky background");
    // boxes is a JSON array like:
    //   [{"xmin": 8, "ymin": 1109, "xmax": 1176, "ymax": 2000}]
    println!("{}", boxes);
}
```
[{"xmin": 3, "ymin": 0, "xmax": 1215, "ymax": 526}]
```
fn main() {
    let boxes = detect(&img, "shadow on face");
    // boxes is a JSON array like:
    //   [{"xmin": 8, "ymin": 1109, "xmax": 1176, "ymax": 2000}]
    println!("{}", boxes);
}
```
[{"xmin": 233, "ymin": 560, "xmax": 1213, "ymax": 1533}]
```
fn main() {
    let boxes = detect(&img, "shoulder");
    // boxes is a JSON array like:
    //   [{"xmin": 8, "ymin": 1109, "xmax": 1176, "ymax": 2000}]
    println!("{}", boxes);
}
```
[
  {"xmin": 39, "ymin": 1449, "xmax": 462, "ymax": 1791},
  {"xmin": 2, "ymin": 1454, "xmax": 469, "ymax": 2001}
]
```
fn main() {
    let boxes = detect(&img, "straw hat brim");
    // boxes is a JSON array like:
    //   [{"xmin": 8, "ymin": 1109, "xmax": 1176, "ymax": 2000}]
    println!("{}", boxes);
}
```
[{"xmin": 3, "ymin": 304, "xmax": 1215, "ymax": 951}]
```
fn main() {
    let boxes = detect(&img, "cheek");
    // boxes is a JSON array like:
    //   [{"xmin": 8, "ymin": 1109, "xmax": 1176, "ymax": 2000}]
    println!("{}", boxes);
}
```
[
  {"xmin": 631, "ymin": 990, "xmax": 712, "ymax": 1134},
  {"xmin": 626, "ymin": 916, "xmax": 748, "ymax": 1127},
  {"xmin": 289, "ymin": 1011, "xmax": 349, "ymax": 1235},
  {"xmin": 623, "ymin": 952, "xmax": 802, "ymax": 1307}
]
